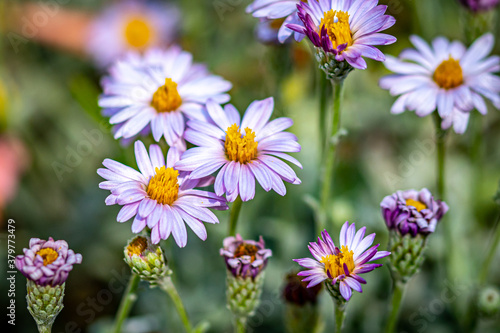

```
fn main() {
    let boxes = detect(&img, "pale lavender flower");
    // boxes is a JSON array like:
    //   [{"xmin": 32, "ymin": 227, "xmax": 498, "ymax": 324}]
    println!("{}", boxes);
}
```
[
  {"xmin": 246, "ymin": 0, "xmax": 305, "ymax": 43},
  {"xmin": 87, "ymin": 1, "xmax": 180, "ymax": 67},
  {"xmin": 380, "ymin": 34, "xmax": 500, "ymax": 134},
  {"xmin": 99, "ymin": 46, "xmax": 232, "ymax": 148},
  {"xmin": 294, "ymin": 222, "xmax": 390, "ymax": 301},
  {"xmin": 98, "ymin": 141, "xmax": 228, "ymax": 247},
  {"xmin": 220, "ymin": 234, "xmax": 272, "ymax": 279},
  {"xmin": 15, "ymin": 237, "xmax": 82, "ymax": 286},
  {"xmin": 175, "ymin": 98, "xmax": 302, "ymax": 202},
  {"xmin": 287, "ymin": 0, "xmax": 396, "ymax": 69},
  {"xmin": 381, "ymin": 188, "xmax": 449, "ymax": 237}
]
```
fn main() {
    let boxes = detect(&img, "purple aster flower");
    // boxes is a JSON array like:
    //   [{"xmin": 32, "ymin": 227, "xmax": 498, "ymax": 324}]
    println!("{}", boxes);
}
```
[
  {"xmin": 87, "ymin": 1, "xmax": 181, "ymax": 67},
  {"xmin": 381, "ymin": 188, "xmax": 449, "ymax": 237},
  {"xmin": 175, "ymin": 97, "xmax": 302, "ymax": 202},
  {"xmin": 15, "ymin": 237, "xmax": 82, "ymax": 286},
  {"xmin": 458, "ymin": 0, "xmax": 500, "ymax": 12},
  {"xmin": 99, "ymin": 46, "xmax": 232, "ymax": 148},
  {"xmin": 380, "ymin": 34, "xmax": 500, "ymax": 134},
  {"xmin": 220, "ymin": 234, "xmax": 272, "ymax": 279},
  {"xmin": 246, "ymin": 0, "xmax": 306, "ymax": 43},
  {"xmin": 98, "ymin": 140, "xmax": 228, "ymax": 247},
  {"xmin": 287, "ymin": 0, "xmax": 396, "ymax": 70},
  {"xmin": 294, "ymin": 222, "xmax": 390, "ymax": 301}
]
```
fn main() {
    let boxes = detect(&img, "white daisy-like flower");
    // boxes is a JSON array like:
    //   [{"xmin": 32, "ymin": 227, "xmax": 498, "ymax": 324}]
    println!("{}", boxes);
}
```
[
  {"xmin": 98, "ymin": 46, "xmax": 232, "ymax": 148},
  {"xmin": 86, "ymin": 1, "xmax": 180, "ymax": 67},
  {"xmin": 380, "ymin": 34, "xmax": 500, "ymax": 134}
]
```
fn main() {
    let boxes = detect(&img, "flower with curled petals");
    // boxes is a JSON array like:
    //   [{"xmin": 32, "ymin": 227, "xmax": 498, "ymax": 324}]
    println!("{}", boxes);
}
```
[
  {"xmin": 175, "ymin": 97, "xmax": 302, "ymax": 202},
  {"xmin": 15, "ymin": 237, "xmax": 82, "ymax": 286},
  {"xmin": 380, "ymin": 34, "xmax": 500, "ymax": 134},
  {"xmin": 287, "ymin": 0, "xmax": 396, "ymax": 70},
  {"xmin": 98, "ymin": 140, "xmax": 228, "ymax": 247},
  {"xmin": 99, "ymin": 46, "xmax": 232, "ymax": 147},
  {"xmin": 294, "ymin": 222, "xmax": 390, "ymax": 301}
]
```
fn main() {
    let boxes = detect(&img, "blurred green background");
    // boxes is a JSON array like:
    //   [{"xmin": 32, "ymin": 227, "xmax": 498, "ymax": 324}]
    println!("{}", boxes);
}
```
[{"xmin": 1, "ymin": 0, "xmax": 500, "ymax": 332}]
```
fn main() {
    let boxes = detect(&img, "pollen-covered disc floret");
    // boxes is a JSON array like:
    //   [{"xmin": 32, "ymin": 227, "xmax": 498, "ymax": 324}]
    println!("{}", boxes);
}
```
[
  {"xmin": 15, "ymin": 237, "xmax": 82, "ymax": 286},
  {"xmin": 381, "ymin": 188, "xmax": 449, "ymax": 237},
  {"xmin": 86, "ymin": 1, "xmax": 180, "ymax": 67},
  {"xmin": 286, "ymin": 0, "xmax": 396, "ymax": 70},
  {"xmin": 176, "ymin": 98, "xmax": 302, "ymax": 202},
  {"xmin": 98, "ymin": 141, "xmax": 228, "ymax": 247},
  {"xmin": 294, "ymin": 222, "xmax": 390, "ymax": 301},
  {"xmin": 99, "ymin": 46, "xmax": 232, "ymax": 147},
  {"xmin": 380, "ymin": 33, "xmax": 500, "ymax": 134}
]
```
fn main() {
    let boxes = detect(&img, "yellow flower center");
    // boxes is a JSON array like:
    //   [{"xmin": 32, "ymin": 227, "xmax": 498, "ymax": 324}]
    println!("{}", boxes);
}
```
[
  {"xmin": 36, "ymin": 248, "xmax": 59, "ymax": 266},
  {"xmin": 405, "ymin": 199, "xmax": 427, "ymax": 212},
  {"xmin": 126, "ymin": 236, "xmax": 148, "ymax": 256},
  {"xmin": 234, "ymin": 243, "xmax": 259, "ymax": 262},
  {"xmin": 151, "ymin": 78, "xmax": 183, "ymax": 113},
  {"xmin": 433, "ymin": 57, "xmax": 463, "ymax": 90},
  {"xmin": 319, "ymin": 10, "xmax": 353, "ymax": 50},
  {"xmin": 320, "ymin": 245, "xmax": 355, "ymax": 278},
  {"xmin": 224, "ymin": 124, "xmax": 258, "ymax": 164},
  {"xmin": 124, "ymin": 17, "xmax": 152, "ymax": 49},
  {"xmin": 146, "ymin": 166, "xmax": 179, "ymax": 205}
]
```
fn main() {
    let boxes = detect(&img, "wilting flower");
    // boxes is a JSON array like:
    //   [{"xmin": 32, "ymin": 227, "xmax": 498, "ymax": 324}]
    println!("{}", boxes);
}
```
[
  {"xmin": 381, "ymin": 188, "xmax": 449, "ymax": 237},
  {"xmin": 221, "ymin": 234, "xmax": 272, "ymax": 279},
  {"xmin": 458, "ymin": 0, "xmax": 500, "ymax": 12},
  {"xmin": 86, "ymin": 1, "xmax": 180, "ymax": 67},
  {"xmin": 98, "ymin": 141, "xmax": 228, "ymax": 247},
  {"xmin": 287, "ymin": 0, "xmax": 396, "ymax": 70},
  {"xmin": 294, "ymin": 222, "xmax": 390, "ymax": 301},
  {"xmin": 15, "ymin": 237, "xmax": 82, "ymax": 286},
  {"xmin": 175, "ymin": 98, "xmax": 302, "ymax": 202},
  {"xmin": 283, "ymin": 271, "xmax": 322, "ymax": 306},
  {"xmin": 99, "ymin": 46, "xmax": 232, "ymax": 148},
  {"xmin": 246, "ymin": 0, "xmax": 305, "ymax": 43},
  {"xmin": 380, "ymin": 34, "xmax": 500, "ymax": 134}
]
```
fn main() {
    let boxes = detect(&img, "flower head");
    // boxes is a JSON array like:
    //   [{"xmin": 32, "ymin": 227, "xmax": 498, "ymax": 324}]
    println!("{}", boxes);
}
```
[
  {"xmin": 380, "ymin": 34, "xmax": 500, "ymax": 134},
  {"xmin": 15, "ymin": 237, "xmax": 82, "ymax": 286},
  {"xmin": 294, "ymin": 222, "xmax": 390, "ymax": 301},
  {"xmin": 283, "ymin": 271, "xmax": 322, "ymax": 306},
  {"xmin": 98, "ymin": 141, "xmax": 228, "ymax": 247},
  {"xmin": 99, "ymin": 46, "xmax": 232, "ymax": 147},
  {"xmin": 124, "ymin": 235, "xmax": 170, "ymax": 285},
  {"xmin": 381, "ymin": 188, "xmax": 448, "ymax": 237},
  {"xmin": 220, "ymin": 234, "xmax": 272, "ymax": 279},
  {"xmin": 246, "ymin": 0, "xmax": 306, "ymax": 43},
  {"xmin": 87, "ymin": 1, "xmax": 180, "ymax": 67},
  {"xmin": 287, "ymin": 0, "xmax": 396, "ymax": 70},
  {"xmin": 175, "ymin": 97, "xmax": 302, "ymax": 202},
  {"xmin": 458, "ymin": 0, "xmax": 500, "ymax": 12}
]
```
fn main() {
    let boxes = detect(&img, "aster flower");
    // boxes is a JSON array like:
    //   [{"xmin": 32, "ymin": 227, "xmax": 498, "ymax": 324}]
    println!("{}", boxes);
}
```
[
  {"xmin": 287, "ymin": 0, "xmax": 396, "ymax": 71},
  {"xmin": 86, "ymin": 1, "xmax": 180, "ymax": 67},
  {"xmin": 98, "ymin": 141, "xmax": 228, "ymax": 247},
  {"xmin": 15, "ymin": 237, "xmax": 82, "ymax": 287},
  {"xmin": 381, "ymin": 188, "xmax": 449, "ymax": 237},
  {"xmin": 220, "ymin": 234, "xmax": 272, "ymax": 279},
  {"xmin": 380, "ymin": 34, "xmax": 500, "ymax": 134},
  {"xmin": 294, "ymin": 222, "xmax": 390, "ymax": 301},
  {"xmin": 246, "ymin": 0, "xmax": 305, "ymax": 43},
  {"xmin": 99, "ymin": 46, "xmax": 232, "ymax": 148},
  {"xmin": 175, "ymin": 97, "xmax": 302, "ymax": 202},
  {"xmin": 458, "ymin": 0, "xmax": 500, "ymax": 12}
]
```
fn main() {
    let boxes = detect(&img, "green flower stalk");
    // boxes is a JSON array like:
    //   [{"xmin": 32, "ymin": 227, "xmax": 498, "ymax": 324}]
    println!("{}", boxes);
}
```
[
  {"xmin": 15, "ymin": 237, "xmax": 82, "ymax": 333},
  {"xmin": 221, "ymin": 235, "xmax": 272, "ymax": 333}
]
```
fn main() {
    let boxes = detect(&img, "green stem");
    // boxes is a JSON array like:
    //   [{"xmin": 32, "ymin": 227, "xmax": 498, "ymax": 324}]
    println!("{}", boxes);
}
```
[
  {"xmin": 319, "ymin": 80, "xmax": 344, "ymax": 231},
  {"xmin": 159, "ymin": 275, "xmax": 193, "ymax": 333},
  {"xmin": 319, "ymin": 72, "xmax": 328, "ymax": 153},
  {"xmin": 479, "ymin": 212, "xmax": 500, "ymax": 284},
  {"xmin": 235, "ymin": 317, "xmax": 247, "ymax": 333},
  {"xmin": 36, "ymin": 324, "xmax": 52, "ymax": 333},
  {"xmin": 385, "ymin": 281, "xmax": 406, "ymax": 333},
  {"xmin": 334, "ymin": 303, "xmax": 346, "ymax": 333},
  {"xmin": 113, "ymin": 273, "xmax": 140, "ymax": 333},
  {"xmin": 434, "ymin": 114, "xmax": 447, "ymax": 200},
  {"xmin": 228, "ymin": 196, "xmax": 243, "ymax": 236}
]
